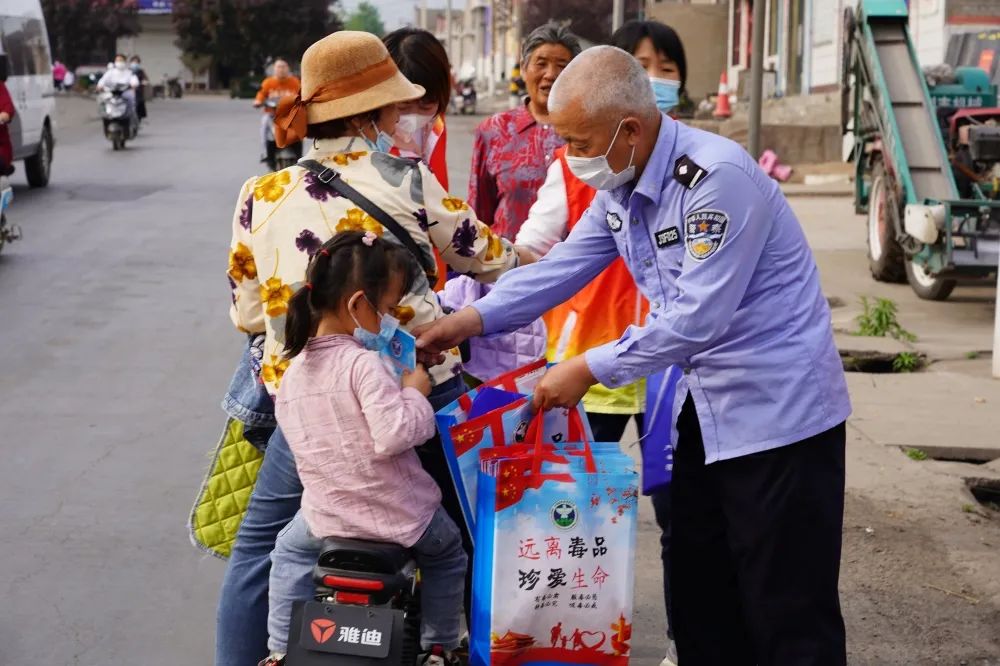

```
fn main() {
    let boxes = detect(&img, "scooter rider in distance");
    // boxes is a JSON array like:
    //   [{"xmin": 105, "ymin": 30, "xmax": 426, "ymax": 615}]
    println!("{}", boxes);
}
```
[
  {"xmin": 254, "ymin": 58, "xmax": 301, "ymax": 170},
  {"xmin": 97, "ymin": 55, "xmax": 139, "ymax": 135}
]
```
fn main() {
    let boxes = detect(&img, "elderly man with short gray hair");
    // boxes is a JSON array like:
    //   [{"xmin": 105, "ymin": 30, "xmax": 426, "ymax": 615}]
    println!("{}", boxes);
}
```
[{"xmin": 417, "ymin": 45, "xmax": 851, "ymax": 665}]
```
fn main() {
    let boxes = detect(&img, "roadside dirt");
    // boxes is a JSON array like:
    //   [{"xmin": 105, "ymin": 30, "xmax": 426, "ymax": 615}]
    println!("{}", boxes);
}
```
[{"xmin": 842, "ymin": 492, "xmax": 1000, "ymax": 664}]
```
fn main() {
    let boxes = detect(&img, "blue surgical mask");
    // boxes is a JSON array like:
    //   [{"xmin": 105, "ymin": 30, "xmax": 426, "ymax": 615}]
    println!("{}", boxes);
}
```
[
  {"xmin": 650, "ymin": 77, "xmax": 680, "ymax": 113},
  {"xmin": 350, "ymin": 294, "xmax": 400, "ymax": 351},
  {"xmin": 364, "ymin": 121, "xmax": 395, "ymax": 153}
]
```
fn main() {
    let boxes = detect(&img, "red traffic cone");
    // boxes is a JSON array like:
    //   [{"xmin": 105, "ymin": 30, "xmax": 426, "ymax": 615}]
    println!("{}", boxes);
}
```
[{"xmin": 713, "ymin": 71, "xmax": 732, "ymax": 119}]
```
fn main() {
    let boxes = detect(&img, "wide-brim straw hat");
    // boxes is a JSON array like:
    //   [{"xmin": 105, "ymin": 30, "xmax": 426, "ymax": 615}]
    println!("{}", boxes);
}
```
[{"xmin": 274, "ymin": 31, "xmax": 425, "ymax": 147}]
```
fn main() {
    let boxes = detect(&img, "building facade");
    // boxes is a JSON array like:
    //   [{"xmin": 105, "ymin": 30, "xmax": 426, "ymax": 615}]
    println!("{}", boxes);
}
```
[{"xmin": 725, "ymin": 0, "xmax": 1000, "ymax": 98}]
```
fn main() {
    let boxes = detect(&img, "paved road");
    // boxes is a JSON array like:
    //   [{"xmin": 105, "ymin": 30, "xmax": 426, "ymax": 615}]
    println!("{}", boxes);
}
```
[{"xmin": 0, "ymin": 98, "xmax": 670, "ymax": 665}]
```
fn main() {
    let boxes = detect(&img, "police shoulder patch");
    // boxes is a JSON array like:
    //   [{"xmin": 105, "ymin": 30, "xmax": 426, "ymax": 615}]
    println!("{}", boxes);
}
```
[
  {"xmin": 606, "ymin": 211, "xmax": 623, "ymax": 232},
  {"xmin": 684, "ymin": 209, "xmax": 729, "ymax": 261},
  {"xmin": 673, "ymin": 155, "xmax": 708, "ymax": 190}
]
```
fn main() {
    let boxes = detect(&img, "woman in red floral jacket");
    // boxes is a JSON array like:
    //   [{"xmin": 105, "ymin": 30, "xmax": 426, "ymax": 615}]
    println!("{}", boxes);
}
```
[{"xmin": 467, "ymin": 22, "xmax": 581, "ymax": 241}]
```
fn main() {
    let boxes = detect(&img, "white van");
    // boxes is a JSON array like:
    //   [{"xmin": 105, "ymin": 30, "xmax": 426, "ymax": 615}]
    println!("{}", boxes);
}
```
[{"xmin": 0, "ymin": 0, "xmax": 55, "ymax": 187}]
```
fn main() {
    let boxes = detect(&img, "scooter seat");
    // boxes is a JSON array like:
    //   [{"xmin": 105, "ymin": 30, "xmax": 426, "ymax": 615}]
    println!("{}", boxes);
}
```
[{"xmin": 318, "ymin": 536, "xmax": 413, "ymax": 575}]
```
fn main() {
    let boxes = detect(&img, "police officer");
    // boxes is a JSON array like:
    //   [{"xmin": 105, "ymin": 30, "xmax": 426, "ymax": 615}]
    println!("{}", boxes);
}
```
[{"xmin": 416, "ymin": 45, "xmax": 851, "ymax": 665}]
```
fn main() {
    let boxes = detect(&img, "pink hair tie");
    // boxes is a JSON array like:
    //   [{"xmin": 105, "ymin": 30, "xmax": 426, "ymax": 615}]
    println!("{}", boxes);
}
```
[{"xmin": 362, "ymin": 231, "xmax": 377, "ymax": 246}]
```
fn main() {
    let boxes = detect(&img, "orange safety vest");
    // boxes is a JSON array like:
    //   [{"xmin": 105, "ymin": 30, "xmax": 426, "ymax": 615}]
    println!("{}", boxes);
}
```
[{"xmin": 542, "ymin": 147, "xmax": 649, "ymax": 414}]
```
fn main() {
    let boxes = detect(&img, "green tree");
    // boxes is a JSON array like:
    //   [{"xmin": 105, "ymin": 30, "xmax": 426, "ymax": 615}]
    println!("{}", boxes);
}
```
[
  {"xmin": 41, "ymin": 0, "xmax": 141, "ymax": 68},
  {"xmin": 344, "ymin": 1, "xmax": 385, "ymax": 37},
  {"xmin": 173, "ymin": 0, "xmax": 344, "ymax": 80}
]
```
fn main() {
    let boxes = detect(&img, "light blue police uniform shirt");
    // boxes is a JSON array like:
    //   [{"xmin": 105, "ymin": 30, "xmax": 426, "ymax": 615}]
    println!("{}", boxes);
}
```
[{"xmin": 473, "ymin": 114, "xmax": 851, "ymax": 463}]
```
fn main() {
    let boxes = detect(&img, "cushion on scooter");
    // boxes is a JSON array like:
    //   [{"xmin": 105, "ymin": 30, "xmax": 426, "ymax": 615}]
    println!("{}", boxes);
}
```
[{"xmin": 317, "ymin": 536, "xmax": 413, "ymax": 575}]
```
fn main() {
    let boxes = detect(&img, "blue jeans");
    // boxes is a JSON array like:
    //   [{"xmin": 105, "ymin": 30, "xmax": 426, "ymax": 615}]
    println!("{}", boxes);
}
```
[
  {"xmin": 215, "ymin": 377, "xmax": 467, "ymax": 666},
  {"xmin": 267, "ymin": 508, "xmax": 467, "ymax": 654}
]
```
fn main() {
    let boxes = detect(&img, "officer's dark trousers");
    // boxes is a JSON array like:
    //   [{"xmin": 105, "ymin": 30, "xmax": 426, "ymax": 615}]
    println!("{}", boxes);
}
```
[{"xmin": 671, "ymin": 394, "xmax": 847, "ymax": 665}]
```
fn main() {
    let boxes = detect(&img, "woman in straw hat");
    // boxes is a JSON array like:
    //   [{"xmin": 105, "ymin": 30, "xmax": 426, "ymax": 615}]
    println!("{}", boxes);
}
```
[{"xmin": 217, "ymin": 31, "xmax": 519, "ymax": 666}]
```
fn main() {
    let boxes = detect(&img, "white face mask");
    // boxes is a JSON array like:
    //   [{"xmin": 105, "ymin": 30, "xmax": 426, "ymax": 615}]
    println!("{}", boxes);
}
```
[
  {"xmin": 564, "ymin": 119, "xmax": 636, "ymax": 191},
  {"xmin": 114, "ymin": 61, "xmax": 127, "ymax": 70},
  {"xmin": 395, "ymin": 112, "xmax": 435, "ymax": 139}
]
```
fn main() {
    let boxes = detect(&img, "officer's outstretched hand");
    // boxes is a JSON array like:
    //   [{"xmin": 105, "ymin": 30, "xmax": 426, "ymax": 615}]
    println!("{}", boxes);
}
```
[
  {"xmin": 531, "ymin": 356, "xmax": 598, "ymax": 412},
  {"xmin": 414, "ymin": 306, "xmax": 484, "ymax": 366}
]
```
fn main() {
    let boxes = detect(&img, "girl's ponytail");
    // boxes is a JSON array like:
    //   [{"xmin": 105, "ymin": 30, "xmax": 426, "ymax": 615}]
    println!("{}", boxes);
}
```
[{"xmin": 283, "ymin": 284, "xmax": 314, "ymax": 359}]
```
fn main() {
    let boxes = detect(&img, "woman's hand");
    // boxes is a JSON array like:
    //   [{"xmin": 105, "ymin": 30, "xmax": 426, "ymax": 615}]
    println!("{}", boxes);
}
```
[
  {"xmin": 0, "ymin": 112, "xmax": 11, "ymax": 124},
  {"xmin": 402, "ymin": 364, "xmax": 432, "ymax": 397}
]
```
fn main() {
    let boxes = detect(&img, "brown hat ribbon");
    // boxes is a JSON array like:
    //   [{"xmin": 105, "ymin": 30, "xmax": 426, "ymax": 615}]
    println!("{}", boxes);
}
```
[{"xmin": 274, "ymin": 58, "xmax": 399, "ymax": 148}]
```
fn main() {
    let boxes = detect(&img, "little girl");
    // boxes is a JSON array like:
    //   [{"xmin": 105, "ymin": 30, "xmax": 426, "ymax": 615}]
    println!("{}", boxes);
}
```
[{"xmin": 261, "ymin": 231, "xmax": 466, "ymax": 666}]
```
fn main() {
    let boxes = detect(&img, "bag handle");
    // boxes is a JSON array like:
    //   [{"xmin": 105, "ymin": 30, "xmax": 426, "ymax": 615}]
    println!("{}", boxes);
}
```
[
  {"xmin": 525, "ymin": 409, "xmax": 597, "ymax": 476},
  {"xmin": 298, "ymin": 159, "xmax": 438, "ymax": 279}
]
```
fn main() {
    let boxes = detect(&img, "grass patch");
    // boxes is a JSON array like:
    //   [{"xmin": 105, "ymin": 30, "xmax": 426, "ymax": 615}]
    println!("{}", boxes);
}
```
[
  {"xmin": 855, "ymin": 297, "xmax": 917, "ymax": 342},
  {"xmin": 906, "ymin": 448, "xmax": 928, "ymax": 461},
  {"xmin": 893, "ymin": 352, "xmax": 921, "ymax": 373}
]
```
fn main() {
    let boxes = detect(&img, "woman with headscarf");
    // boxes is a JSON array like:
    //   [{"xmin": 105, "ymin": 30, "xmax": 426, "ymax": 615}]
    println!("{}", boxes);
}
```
[{"xmin": 215, "ymin": 31, "xmax": 519, "ymax": 666}]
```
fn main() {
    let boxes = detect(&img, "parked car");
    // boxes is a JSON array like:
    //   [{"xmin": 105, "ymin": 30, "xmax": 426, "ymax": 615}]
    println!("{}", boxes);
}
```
[{"xmin": 1, "ymin": 0, "xmax": 56, "ymax": 187}]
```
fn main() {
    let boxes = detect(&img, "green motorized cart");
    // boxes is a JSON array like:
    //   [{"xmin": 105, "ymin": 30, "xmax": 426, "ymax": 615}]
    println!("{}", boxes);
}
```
[{"xmin": 842, "ymin": 0, "xmax": 1000, "ymax": 299}]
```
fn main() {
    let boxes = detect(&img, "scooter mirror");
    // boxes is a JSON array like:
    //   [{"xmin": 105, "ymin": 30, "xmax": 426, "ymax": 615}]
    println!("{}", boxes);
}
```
[{"xmin": 0, "ymin": 54, "xmax": 8, "ymax": 82}]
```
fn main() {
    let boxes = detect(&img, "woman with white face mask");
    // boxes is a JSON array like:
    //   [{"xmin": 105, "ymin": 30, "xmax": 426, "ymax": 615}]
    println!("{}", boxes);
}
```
[
  {"xmin": 383, "ymin": 29, "xmax": 453, "ymax": 188},
  {"xmin": 383, "ymin": 28, "xmax": 456, "ymax": 289}
]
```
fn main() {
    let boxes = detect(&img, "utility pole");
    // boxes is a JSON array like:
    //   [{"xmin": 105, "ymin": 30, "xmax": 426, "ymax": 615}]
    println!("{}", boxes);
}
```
[
  {"xmin": 747, "ymin": 0, "xmax": 767, "ymax": 159},
  {"xmin": 446, "ymin": 0, "xmax": 453, "ymax": 67},
  {"xmin": 420, "ymin": 0, "xmax": 428, "ymax": 31},
  {"xmin": 612, "ymin": 0, "xmax": 624, "ymax": 32}
]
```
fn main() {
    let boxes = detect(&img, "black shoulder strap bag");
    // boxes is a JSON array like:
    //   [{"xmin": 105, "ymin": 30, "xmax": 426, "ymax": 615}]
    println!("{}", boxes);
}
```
[{"xmin": 298, "ymin": 159, "xmax": 437, "ymax": 279}]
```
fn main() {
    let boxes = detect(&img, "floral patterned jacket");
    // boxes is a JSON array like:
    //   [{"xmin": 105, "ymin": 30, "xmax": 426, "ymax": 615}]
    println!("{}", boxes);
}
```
[{"xmin": 228, "ymin": 137, "xmax": 518, "ymax": 394}]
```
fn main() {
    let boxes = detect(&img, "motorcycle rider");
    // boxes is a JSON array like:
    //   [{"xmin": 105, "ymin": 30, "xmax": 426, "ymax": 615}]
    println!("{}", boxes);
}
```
[
  {"xmin": 96, "ymin": 54, "xmax": 140, "ymax": 134},
  {"xmin": 129, "ymin": 55, "xmax": 150, "ymax": 122},
  {"xmin": 253, "ymin": 58, "xmax": 301, "ymax": 169}
]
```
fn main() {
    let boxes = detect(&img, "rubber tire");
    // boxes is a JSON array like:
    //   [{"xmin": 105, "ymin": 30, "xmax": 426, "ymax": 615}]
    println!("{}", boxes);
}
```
[
  {"xmin": 0, "ymin": 213, "xmax": 6, "ymax": 255},
  {"xmin": 24, "ymin": 124, "xmax": 52, "ymax": 188},
  {"xmin": 905, "ymin": 259, "xmax": 957, "ymax": 301},
  {"xmin": 867, "ymin": 162, "xmax": 906, "ymax": 283}
]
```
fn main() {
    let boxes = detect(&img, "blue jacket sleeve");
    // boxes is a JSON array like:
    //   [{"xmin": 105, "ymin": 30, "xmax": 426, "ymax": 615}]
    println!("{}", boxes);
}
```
[
  {"xmin": 472, "ymin": 194, "xmax": 618, "ymax": 335},
  {"xmin": 586, "ymin": 163, "xmax": 774, "ymax": 387}
]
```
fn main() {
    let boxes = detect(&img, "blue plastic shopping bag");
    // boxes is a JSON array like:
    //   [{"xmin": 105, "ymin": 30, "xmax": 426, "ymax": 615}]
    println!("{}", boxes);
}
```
[{"xmin": 640, "ymin": 365, "xmax": 682, "ymax": 495}]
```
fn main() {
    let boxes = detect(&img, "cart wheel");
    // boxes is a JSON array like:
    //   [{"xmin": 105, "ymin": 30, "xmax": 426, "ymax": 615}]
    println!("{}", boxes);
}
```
[
  {"xmin": 905, "ymin": 258, "xmax": 956, "ymax": 301},
  {"xmin": 866, "ymin": 162, "xmax": 906, "ymax": 283}
]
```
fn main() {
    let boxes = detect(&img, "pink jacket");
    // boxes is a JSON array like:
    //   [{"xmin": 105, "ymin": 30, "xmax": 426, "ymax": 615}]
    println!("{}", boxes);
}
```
[{"xmin": 275, "ymin": 335, "xmax": 440, "ymax": 547}]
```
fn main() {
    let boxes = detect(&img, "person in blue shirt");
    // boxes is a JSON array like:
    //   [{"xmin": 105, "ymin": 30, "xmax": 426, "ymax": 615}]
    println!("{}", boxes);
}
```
[{"xmin": 416, "ymin": 45, "xmax": 851, "ymax": 665}]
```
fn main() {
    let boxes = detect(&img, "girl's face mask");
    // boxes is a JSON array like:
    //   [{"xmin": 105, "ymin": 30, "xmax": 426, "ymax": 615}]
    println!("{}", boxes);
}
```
[{"xmin": 349, "ymin": 292, "xmax": 400, "ymax": 352}]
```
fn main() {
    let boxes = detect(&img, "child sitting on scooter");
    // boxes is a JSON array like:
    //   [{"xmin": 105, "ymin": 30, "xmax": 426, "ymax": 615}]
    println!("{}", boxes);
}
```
[{"xmin": 261, "ymin": 231, "xmax": 467, "ymax": 666}]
